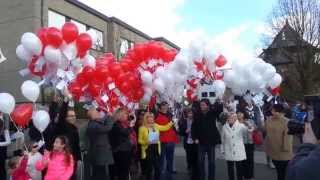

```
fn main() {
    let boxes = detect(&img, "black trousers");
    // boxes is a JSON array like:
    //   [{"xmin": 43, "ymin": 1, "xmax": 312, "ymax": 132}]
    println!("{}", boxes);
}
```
[
  {"xmin": 140, "ymin": 144, "xmax": 160, "ymax": 180},
  {"xmin": 272, "ymin": 160, "xmax": 289, "ymax": 180},
  {"xmin": 242, "ymin": 144, "xmax": 254, "ymax": 178},
  {"xmin": 227, "ymin": 161, "xmax": 243, "ymax": 180},
  {"xmin": 91, "ymin": 164, "xmax": 109, "ymax": 180},
  {"xmin": 0, "ymin": 158, "xmax": 6, "ymax": 180},
  {"xmin": 185, "ymin": 143, "xmax": 199, "ymax": 180},
  {"xmin": 113, "ymin": 151, "xmax": 132, "ymax": 180}
]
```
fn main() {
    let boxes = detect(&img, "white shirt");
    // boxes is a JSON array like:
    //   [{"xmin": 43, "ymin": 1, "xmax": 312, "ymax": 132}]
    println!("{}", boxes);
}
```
[{"xmin": 27, "ymin": 152, "xmax": 43, "ymax": 180}]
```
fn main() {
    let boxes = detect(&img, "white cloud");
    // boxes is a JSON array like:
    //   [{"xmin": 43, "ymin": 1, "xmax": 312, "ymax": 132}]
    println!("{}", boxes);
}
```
[{"xmin": 79, "ymin": 0, "xmax": 266, "ymax": 61}]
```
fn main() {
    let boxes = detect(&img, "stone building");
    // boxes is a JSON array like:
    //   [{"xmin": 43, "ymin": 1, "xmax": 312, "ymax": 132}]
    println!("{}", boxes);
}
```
[
  {"xmin": 259, "ymin": 21, "xmax": 320, "ymax": 100},
  {"xmin": 0, "ymin": 0, "xmax": 179, "ymax": 102}
]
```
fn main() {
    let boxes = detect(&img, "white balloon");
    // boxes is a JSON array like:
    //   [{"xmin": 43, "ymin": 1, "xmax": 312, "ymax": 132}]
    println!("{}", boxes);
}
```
[
  {"xmin": 262, "ymin": 64, "xmax": 276, "ymax": 81},
  {"xmin": 223, "ymin": 70, "xmax": 236, "ymax": 86},
  {"xmin": 44, "ymin": 45, "xmax": 62, "ymax": 64},
  {"xmin": 16, "ymin": 44, "xmax": 32, "ymax": 62},
  {"xmin": 20, "ymin": 32, "xmax": 42, "ymax": 55},
  {"xmin": 32, "ymin": 110, "xmax": 50, "ymax": 133},
  {"xmin": 21, "ymin": 80, "xmax": 40, "ymax": 102},
  {"xmin": 141, "ymin": 71, "xmax": 153, "ymax": 85},
  {"xmin": 61, "ymin": 42, "xmax": 78, "ymax": 60},
  {"xmin": 153, "ymin": 78, "xmax": 165, "ymax": 93},
  {"xmin": 213, "ymin": 80, "xmax": 226, "ymax": 98},
  {"xmin": 144, "ymin": 86, "xmax": 153, "ymax": 96},
  {"xmin": 155, "ymin": 66, "xmax": 165, "ymax": 78},
  {"xmin": 83, "ymin": 54, "xmax": 96, "ymax": 68},
  {"xmin": 142, "ymin": 94, "xmax": 151, "ymax": 103},
  {"xmin": 268, "ymin": 73, "xmax": 282, "ymax": 88},
  {"xmin": 0, "ymin": 93, "xmax": 15, "ymax": 114}
]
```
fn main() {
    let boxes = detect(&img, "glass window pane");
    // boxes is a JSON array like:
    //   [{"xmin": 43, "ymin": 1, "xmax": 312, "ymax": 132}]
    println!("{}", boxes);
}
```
[
  {"xmin": 88, "ymin": 27, "xmax": 104, "ymax": 51},
  {"xmin": 48, "ymin": 10, "xmax": 66, "ymax": 28},
  {"xmin": 119, "ymin": 38, "xmax": 129, "ymax": 58},
  {"xmin": 71, "ymin": 19, "xmax": 87, "ymax": 33}
]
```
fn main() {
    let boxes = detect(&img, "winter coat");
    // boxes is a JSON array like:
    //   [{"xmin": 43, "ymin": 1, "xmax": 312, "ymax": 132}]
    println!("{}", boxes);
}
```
[
  {"xmin": 221, "ymin": 121, "xmax": 247, "ymax": 161},
  {"xmin": 109, "ymin": 121, "xmax": 134, "ymax": 152},
  {"xmin": 192, "ymin": 110, "xmax": 221, "ymax": 145},
  {"xmin": 265, "ymin": 115, "xmax": 293, "ymax": 161},
  {"xmin": 155, "ymin": 112, "xmax": 179, "ymax": 144},
  {"xmin": 36, "ymin": 151, "xmax": 74, "ymax": 180},
  {"xmin": 86, "ymin": 116, "xmax": 114, "ymax": 165},
  {"xmin": 286, "ymin": 143, "xmax": 320, "ymax": 180}
]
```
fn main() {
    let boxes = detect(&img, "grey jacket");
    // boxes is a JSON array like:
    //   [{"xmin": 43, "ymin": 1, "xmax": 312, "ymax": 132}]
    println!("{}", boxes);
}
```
[{"xmin": 86, "ymin": 116, "xmax": 114, "ymax": 165}]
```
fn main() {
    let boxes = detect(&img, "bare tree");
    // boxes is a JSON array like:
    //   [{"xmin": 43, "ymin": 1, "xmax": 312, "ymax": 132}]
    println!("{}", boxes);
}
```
[{"xmin": 263, "ymin": 0, "xmax": 320, "ymax": 99}]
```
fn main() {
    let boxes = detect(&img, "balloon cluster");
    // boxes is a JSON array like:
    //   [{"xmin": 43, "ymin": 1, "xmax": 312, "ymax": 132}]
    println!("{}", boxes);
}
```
[
  {"xmin": 223, "ymin": 58, "xmax": 282, "ymax": 95},
  {"xmin": 0, "ymin": 80, "xmax": 48, "ymax": 133},
  {"xmin": 16, "ymin": 22, "xmax": 96, "ymax": 89},
  {"xmin": 69, "ymin": 41, "xmax": 177, "ymax": 112}
]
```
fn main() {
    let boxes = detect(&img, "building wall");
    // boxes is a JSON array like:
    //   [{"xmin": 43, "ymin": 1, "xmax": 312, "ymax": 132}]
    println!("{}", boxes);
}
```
[{"xmin": 0, "ymin": 0, "xmax": 41, "ymax": 101}]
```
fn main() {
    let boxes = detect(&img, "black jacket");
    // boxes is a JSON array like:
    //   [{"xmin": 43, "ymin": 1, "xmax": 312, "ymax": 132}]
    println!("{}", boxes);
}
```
[
  {"xmin": 109, "ymin": 121, "xmax": 133, "ymax": 152},
  {"xmin": 191, "ymin": 110, "xmax": 221, "ymax": 145}
]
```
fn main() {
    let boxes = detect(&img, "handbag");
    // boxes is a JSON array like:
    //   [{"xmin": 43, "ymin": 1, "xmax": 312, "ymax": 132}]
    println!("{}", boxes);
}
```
[
  {"xmin": 252, "ymin": 130, "xmax": 263, "ymax": 146},
  {"xmin": 287, "ymin": 120, "xmax": 305, "ymax": 135}
]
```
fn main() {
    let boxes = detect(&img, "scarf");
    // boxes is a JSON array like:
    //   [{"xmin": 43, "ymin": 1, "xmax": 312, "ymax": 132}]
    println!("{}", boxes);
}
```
[{"xmin": 119, "ymin": 121, "xmax": 137, "ymax": 148}]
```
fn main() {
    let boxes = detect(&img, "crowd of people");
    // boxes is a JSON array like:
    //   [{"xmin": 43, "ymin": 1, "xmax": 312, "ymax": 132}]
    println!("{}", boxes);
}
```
[{"xmin": 0, "ymin": 91, "xmax": 319, "ymax": 180}]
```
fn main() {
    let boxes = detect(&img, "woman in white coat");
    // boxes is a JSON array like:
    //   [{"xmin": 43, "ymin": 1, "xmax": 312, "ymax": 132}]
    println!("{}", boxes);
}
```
[{"xmin": 221, "ymin": 113, "xmax": 253, "ymax": 180}]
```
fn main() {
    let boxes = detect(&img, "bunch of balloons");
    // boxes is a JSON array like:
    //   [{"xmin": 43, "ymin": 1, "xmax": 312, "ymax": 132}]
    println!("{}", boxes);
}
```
[
  {"xmin": 16, "ymin": 22, "xmax": 96, "ymax": 88},
  {"xmin": 68, "ymin": 41, "xmax": 177, "ymax": 112}
]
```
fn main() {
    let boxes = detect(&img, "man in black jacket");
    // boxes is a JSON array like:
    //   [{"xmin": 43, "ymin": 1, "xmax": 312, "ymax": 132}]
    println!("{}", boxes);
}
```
[
  {"xmin": 86, "ymin": 106, "xmax": 114, "ymax": 180},
  {"xmin": 192, "ymin": 99, "xmax": 222, "ymax": 180}
]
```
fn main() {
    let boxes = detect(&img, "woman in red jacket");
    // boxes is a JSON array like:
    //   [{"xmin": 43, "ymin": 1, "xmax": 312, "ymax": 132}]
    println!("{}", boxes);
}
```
[{"xmin": 155, "ymin": 101, "xmax": 179, "ymax": 180}]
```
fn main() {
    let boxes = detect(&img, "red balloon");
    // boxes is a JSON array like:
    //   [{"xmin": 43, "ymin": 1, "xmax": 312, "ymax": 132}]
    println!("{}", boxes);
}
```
[
  {"xmin": 109, "ymin": 94, "xmax": 119, "ymax": 106},
  {"xmin": 46, "ymin": 27, "xmax": 63, "ymax": 48},
  {"xmin": 271, "ymin": 87, "xmax": 281, "ymax": 95},
  {"xmin": 215, "ymin": 55, "xmax": 227, "ymax": 67},
  {"xmin": 28, "ymin": 56, "xmax": 47, "ymax": 77},
  {"xmin": 96, "ymin": 66, "xmax": 110, "ymax": 81},
  {"xmin": 119, "ymin": 81, "xmax": 130, "ymax": 92},
  {"xmin": 109, "ymin": 63, "xmax": 122, "ymax": 78},
  {"xmin": 82, "ymin": 66, "xmax": 95, "ymax": 80},
  {"xmin": 68, "ymin": 81, "xmax": 83, "ymax": 99},
  {"xmin": 76, "ymin": 33, "xmax": 92, "ymax": 56},
  {"xmin": 37, "ymin": 28, "xmax": 48, "ymax": 47},
  {"xmin": 62, "ymin": 22, "xmax": 79, "ymax": 43},
  {"xmin": 11, "ymin": 103, "xmax": 33, "ymax": 127},
  {"xmin": 88, "ymin": 81, "xmax": 102, "ymax": 97}
]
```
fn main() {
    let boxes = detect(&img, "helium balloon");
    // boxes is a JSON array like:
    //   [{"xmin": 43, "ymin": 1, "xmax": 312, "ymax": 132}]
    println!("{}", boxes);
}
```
[
  {"xmin": 20, "ymin": 32, "xmax": 42, "ymax": 56},
  {"xmin": 11, "ymin": 103, "xmax": 33, "ymax": 127},
  {"xmin": 21, "ymin": 80, "xmax": 40, "ymax": 102},
  {"xmin": 0, "ymin": 93, "xmax": 15, "ymax": 114},
  {"xmin": 32, "ymin": 110, "xmax": 50, "ymax": 133}
]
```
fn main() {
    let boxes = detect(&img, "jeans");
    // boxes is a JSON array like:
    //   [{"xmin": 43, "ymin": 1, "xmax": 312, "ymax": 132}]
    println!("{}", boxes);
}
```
[
  {"xmin": 198, "ymin": 144, "xmax": 216, "ymax": 180},
  {"xmin": 227, "ymin": 161, "xmax": 243, "ymax": 180},
  {"xmin": 272, "ymin": 160, "xmax": 289, "ymax": 180},
  {"xmin": 160, "ymin": 142, "xmax": 175, "ymax": 180}
]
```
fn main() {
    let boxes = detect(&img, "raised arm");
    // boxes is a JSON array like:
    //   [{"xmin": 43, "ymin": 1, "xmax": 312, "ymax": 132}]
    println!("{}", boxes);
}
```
[{"xmin": 155, "ymin": 121, "xmax": 173, "ymax": 132}]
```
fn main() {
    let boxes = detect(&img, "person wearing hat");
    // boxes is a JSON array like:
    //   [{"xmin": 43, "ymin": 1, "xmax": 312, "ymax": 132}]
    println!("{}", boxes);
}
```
[{"xmin": 86, "ymin": 106, "xmax": 114, "ymax": 180}]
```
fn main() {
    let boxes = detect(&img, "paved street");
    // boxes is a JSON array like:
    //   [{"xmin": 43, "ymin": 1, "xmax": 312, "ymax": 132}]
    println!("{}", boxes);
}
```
[{"xmin": 172, "ymin": 145, "xmax": 276, "ymax": 180}]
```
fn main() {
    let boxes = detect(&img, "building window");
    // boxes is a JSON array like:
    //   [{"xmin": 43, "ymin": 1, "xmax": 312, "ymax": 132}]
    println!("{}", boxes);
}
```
[
  {"xmin": 88, "ymin": 27, "xmax": 104, "ymax": 51},
  {"xmin": 48, "ymin": 10, "xmax": 66, "ymax": 28},
  {"xmin": 282, "ymin": 32, "xmax": 286, "ymax": 40},
  {"xmin": 71, "ymin": 19, "xmax": 87, "ymax": 33},
  {"xmin": 119, "ymin": 38, "xmax": 130, "ymax": 58}
]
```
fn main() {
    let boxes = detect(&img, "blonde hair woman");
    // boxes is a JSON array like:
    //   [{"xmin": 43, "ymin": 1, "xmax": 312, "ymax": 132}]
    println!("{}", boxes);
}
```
[{"xmin": 138, "ymin": 112, "xmax": 173, "ymax": 180}]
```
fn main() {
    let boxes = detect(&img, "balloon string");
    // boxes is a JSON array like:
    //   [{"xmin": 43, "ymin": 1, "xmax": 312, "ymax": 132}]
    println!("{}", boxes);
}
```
[{"xmin": 8, "ymin": 114, "xmax": 29, "ymax": 153}]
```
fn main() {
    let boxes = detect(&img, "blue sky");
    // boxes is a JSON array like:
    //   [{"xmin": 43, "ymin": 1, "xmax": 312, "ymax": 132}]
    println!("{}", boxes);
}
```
[{"xmin": 81, "ymin": 0, "xmax": 278, "ymax": 59}]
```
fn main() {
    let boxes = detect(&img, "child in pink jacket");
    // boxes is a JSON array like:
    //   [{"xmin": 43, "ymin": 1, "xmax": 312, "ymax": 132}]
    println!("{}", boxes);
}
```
[{"xmin": 36, "ymin": 136, "xmax": 74, "ymax": 180}]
